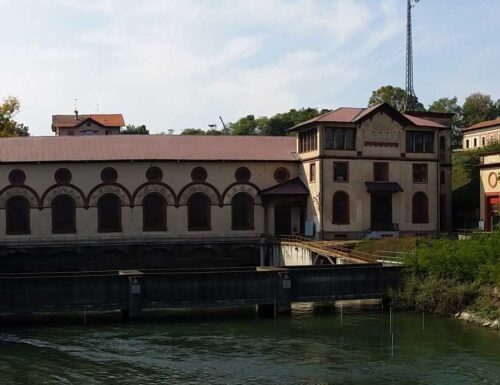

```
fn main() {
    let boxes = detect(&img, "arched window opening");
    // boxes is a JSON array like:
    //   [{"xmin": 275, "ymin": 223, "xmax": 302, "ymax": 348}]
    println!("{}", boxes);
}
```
[
  {"xmin": 332, "ymin": 191, "xmax": 349, "ymax": 224},
  {"xmin": 231, "ymin": 193, "xmax": 254, "ymax": 230},
  {"xmin": 98, "ymin": 193, "xmax": 122, "ymax": 232},
  {"xmin": 52, "ymin": 195, "xmax": 76, "ymax": 233},
  {"xmin": 6, "ymin": 196, "xmax": 30, "ymax": 234},
  {"xmin": 188, "ymin": 192, "xmax": 210, "ymax": 231},
  {"xmin": 143, "ymin": 193, "xmax": 167, "ymax": 231},
  {"xmin": 412, "ymin": 192, "xmax": 429, "ymax": 224}
]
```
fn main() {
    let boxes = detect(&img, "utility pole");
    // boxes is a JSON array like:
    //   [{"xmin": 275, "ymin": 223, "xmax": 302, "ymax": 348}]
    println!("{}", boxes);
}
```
[{"xmin": 405, "ymin": 0, "xmax": 419, "ymax": 111}]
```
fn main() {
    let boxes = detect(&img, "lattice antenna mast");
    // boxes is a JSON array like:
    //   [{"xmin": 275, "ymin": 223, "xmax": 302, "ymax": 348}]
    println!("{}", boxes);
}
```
[{"xmin": 405, "ymin": 0, "xmax": 419, "ymax": 111}]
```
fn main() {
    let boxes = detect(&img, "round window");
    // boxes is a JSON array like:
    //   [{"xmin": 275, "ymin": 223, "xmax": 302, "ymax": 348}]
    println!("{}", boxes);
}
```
[
  {"xmin": 8, "ymin": 169, "xmax": 26, "ymax": 185},
  {"xmin": 55, "ymin": 168, "xmax": 72, "ymax": 184},
  {"xmin": 274, "ymin": 167, "xmax": 290, "ymax": 183},
  {"xmin": 191, "ymin": 167, "xmax": 208, "ymax": 182},
  {"xmin": 146, "ymin": 166, "xmax": 163, "ymax": 182},
  {"xmin": 235, "ymin": 167, "xmax": 251, "ymax": 182},
  {"xmin": 101, "ymin": 167, "xmax": 118, "ymax": 183}
]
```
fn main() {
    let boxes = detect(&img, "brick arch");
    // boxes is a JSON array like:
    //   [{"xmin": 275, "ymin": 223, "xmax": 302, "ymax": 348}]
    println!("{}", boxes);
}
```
[
  {"xmin": 0, "ymin": 185, "xmax": 41, "ymax": 209},
  {"xmin": 177, "ymin": 182, "xmax": 221, "ymax": 206},
  {"xmin": 41, "ymin": 184, "xmax": 86, "ymax": 208},
  {"xmin": 132, "ymin": 182, "xmax": 176, "ymax": 206},
  {"xmin": 87, "ymin": 183, "xmax": 132, "ymax": 207},
  {"xmin": 221, "ymin": 182, "xmax": 261, "ymax": 205}
]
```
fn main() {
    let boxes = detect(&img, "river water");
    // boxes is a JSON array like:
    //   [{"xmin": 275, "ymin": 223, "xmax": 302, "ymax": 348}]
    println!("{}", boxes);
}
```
[{"xmin": 0, "ymin": 304, "xmax": 499, "ymax": 385}]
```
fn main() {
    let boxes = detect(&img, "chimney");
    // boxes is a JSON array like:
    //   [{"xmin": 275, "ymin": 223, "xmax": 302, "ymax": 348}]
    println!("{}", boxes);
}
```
[{"xmin": 74, "ymin": 109, "xmax": 79, "ymax": 120}]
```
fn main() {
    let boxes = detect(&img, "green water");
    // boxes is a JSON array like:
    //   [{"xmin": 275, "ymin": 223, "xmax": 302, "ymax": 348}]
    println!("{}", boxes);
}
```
[{"xmin": 0, "ymin": 304, "xmax": 499, "ymax": 385}]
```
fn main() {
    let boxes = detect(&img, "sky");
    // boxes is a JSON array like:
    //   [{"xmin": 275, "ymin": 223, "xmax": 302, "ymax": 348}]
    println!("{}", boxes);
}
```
[{"xmin": 0, "ymin": 0, "xmax": 499, "ymax": 136}]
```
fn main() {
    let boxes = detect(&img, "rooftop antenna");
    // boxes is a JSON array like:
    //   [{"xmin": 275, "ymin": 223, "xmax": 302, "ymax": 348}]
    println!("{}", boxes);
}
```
[
  {"xmin": 74, "ymin": 98, "xmax": 79, "ymax": 119},
  {"xmin": 404, "ymin": 0, "xmax": 419, "ymax": 111}
]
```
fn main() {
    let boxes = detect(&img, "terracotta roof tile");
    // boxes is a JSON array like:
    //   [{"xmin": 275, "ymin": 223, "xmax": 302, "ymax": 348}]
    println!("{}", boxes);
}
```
[
  {"xmin": 52, "ymin": 114, "xmax": 125, "ymax": 130},
  {"xmin": 0, "ymin": 135, "xmax": 297, "ymax": 163},
  {"xmin": 463, "ymin": 117, "xmax": 500, "ymax": 132}
]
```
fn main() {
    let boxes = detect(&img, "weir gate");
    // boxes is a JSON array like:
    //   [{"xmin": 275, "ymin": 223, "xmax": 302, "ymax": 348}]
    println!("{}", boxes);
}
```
[{"xmin": 0, "ymin": 264, "xmax": 401, "ymax": 317}]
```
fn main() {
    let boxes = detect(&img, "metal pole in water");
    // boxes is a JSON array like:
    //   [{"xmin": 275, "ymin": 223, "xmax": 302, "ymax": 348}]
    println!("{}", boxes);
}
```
[
  {"xmin": 390, "ymin": 307, "xmax": 392, "ymax": 334},
  {"xmin": 391, "ymin": 333, "xmax": 394, "ymax": 356}
]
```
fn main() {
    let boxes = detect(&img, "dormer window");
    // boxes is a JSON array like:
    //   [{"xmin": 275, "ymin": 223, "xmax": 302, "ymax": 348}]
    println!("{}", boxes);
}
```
[{"xmin": 325, "ymin": 127, "xmax": 356, "ymax": 150}]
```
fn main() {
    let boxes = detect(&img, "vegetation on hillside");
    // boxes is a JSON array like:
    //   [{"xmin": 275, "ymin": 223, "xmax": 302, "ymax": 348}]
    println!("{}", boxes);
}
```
[{"xmin": 360, "ymin": 235, "xmax": 500, "ymax": 320}]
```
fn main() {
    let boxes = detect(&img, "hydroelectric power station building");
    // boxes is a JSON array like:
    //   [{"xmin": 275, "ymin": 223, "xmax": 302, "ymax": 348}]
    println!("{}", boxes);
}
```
[{"xmin": 0, "ymin": 103, "xmax": 452, "ymax": 272}]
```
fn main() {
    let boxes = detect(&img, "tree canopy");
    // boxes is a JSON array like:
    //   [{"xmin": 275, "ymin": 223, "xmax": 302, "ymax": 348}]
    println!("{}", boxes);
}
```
[
  {"xmin": 0, "ymin": 96, "xmax": 29, "ymax": 137},
  {"xmin": 462, "ymin": 92, "xmax": 500, "ymax": 126},
  {"xmin": 121, "ymin": 124, "xmax": 149, "ymax": 135},
  {"xmin": 368, "ymin": 85, "xmax": 425, "ymax": 112}
]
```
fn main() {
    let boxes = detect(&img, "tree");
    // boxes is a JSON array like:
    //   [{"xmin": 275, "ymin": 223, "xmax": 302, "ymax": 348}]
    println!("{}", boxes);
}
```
[
  {"xmin": 368, "ymin": 85, "xmax": 425, "ymax": 112},
  {"xmin": 429, "ymin": 97, "xmax": 464, "ymax": 147},
  {"xmin": 180, "ymin": 128, "xmax": 206, "ymax": 135},
  {"xmin": 462, "ymin": 92, "xmax": 499, "ymax": 126},
  {"xmin": 121, "ymin": 124, "xmax": 149, "ymax": 134},
  {"xmin": 261, "ymin": 108, "xmax": 330, "ymax": 136},
  {"xmin": 0, "ymin": 96, "xmax": 29, "ymax": 137},
  {"xmin": 229, "ymin": 115, "xmax": 268, "ymax": 136}
]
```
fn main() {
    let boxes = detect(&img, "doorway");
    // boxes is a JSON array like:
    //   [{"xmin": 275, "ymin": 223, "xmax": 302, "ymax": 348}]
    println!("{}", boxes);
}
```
[
  {"xmin": 274, "ymin": 206, "xmax": 292, "ymax": 235},
  {"xmin": 371, "ymin": 193, "xmax": 393, "ymax": 231}
]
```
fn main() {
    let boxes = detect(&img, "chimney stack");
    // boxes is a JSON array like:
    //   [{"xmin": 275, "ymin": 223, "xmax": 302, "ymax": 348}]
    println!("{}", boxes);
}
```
[{"xmin": 74, "ymin": 109, "xmax": 79, "ymax": 120}]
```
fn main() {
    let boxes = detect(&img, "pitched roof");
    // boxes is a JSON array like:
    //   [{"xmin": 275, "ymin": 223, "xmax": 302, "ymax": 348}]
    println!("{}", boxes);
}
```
[
  {"xmin": 0, "ymin": 135, "xmax": 298, "ymax": 163},
  {"xmin": 289, "ymin": 103, "xmax": 446, "ymax": 130},
  {"xmin": 52, "ymin": 114, "xmax": 125, "ymax": 131},
  {"xmin": 462, "ymin": 117, "xmax": 500, "ymax": 132},
  {"xmin": 260, "ymin": 178, "xmax": 309, "ymax": 196}
]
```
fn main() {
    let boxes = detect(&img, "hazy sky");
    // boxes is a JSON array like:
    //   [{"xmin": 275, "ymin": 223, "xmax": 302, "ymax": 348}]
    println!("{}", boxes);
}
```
[{"xmin": 1, "ymin": 0, "xmax": 499, "ymax": 135}]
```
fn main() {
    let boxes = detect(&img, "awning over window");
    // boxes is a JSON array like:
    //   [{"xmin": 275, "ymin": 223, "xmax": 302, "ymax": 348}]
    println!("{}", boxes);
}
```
[{"xmin": 365, "ymin": 181, "xmax": 403, "ymax": 193}]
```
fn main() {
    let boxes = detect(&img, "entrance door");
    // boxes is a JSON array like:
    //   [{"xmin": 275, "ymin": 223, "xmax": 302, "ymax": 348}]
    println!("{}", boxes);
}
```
[
  {"xmin": 371, "ymin": 193, "xmax": 393, "ymax": 231},
  {"xmin": 275, "ymin": 206, "xmax": 292, "ymax": 235},
  {"xmin": 486, "ymin": 195, "xmax": 500, "ymax": 231}
]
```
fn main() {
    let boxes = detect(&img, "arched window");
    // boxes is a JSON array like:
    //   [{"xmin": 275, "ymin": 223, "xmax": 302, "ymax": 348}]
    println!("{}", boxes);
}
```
[
  {"xmin": 6, "ymin": 196, "xmax": 30, "ymax": 234},
  {"xmin": 98, "ymin": 193, "xmax": 122, "ymax": 232},
  {"xmin": 52, "ymin": 195, "xmax": 76, "ymax": 233},
  {"xmin": 412, "ymin": 192, "xmax": 429, "ymax": 223},
  {"xmin": 332, "ymin": 191, "xmax": 349, "ymax": 224},
  {"xmin": 143, "ymin": 193, "xmax": 167, "ymax": 231},
  {"xmin": 188, "ymin": 192, "xmax": 210, "ymax": 231},
  {"xmin": 231, "ymin": 192, "xmax": 254, "ymax": 230}
]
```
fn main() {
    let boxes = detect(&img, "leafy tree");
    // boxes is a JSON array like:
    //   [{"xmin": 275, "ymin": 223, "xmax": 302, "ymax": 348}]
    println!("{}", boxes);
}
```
[
  {"xmin": 428, "ymin": 97, "xmax": 464, "ymax": 147},
  {"xmin": 462, "ymin": 92, "xmax": 499, "ymax": 126},
  {"xmin": 180, "ymin": 128, "xmax": 207, "ymax": 135},
  {"xmin": 229, "ymin": 115, "xmax": 268, "ymax": 136},
  {"xmin": 0, "ymin": 96, "xmax": 29, "ymax": 137},
  {"xmin": 260, "ymin": 108, "xmax": 330, "ymax": 136},
  {"xmin": 121, "ymin": 124, "xmax": 149, "ymax": 134},
  {"xmin": 368, "ymin": 85, "xmax": 425, "ymax": 112}
]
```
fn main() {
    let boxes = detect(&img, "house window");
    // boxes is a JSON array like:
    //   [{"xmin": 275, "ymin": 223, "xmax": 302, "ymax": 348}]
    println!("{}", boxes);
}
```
[
  {"xmin": 465, "ymin": 139, "xmax": 469, "ymax": 148},
  {"xmin": 98, "ymin": 193, "xmax": 122, "ymax": 232},
  {"xmin": 482, "ymin": 136, "xmax": 486, "ymax": 146},
  {"xmin": 412, "ymin": 192, "xmax": 429, "ymax": 223},
  {"xmin": 474, "ymin": 138, "xmax": 477, "ymax": 147},
  {"xmin": 231, "ymin": 193, "xmax": 254, "ymax": 230},
  {"xmin": 406, "ymin": 131, "xmax": 434, "ymax": 153},
  {"xmin": 309, "ymin": 163, "xmax": 316, "ymax": 183},
  {"xmin": 298, "ymin": 128, "xmax": 318, "ymax": 153},
  {"xmin": 6, "ymin": 196, "xmax": 30, "ymax": 235},
  {"xmin": 373, "ymin": 162, "xmax": 389, "ymax": 182},
  {"xmin": 52, "ymin": 195, "xmax": 76, "ymax": 234},
  {"xmin": 440, "ymin": 171, "xmax": 445, "ymax": 185},
  {"xmin": 333, "ymin": 162, "xmax": 348, "ymax": 182},
  {"xmin": 332, "ymin": 191, "xmax": 349, "ymax": 224},
  {"xmin": 143, "ymin": 193, "xmax": 167, "ymax": 231},
  {"xmin": 325, "ymin": 128, "xmax": 356, "ymax": 150},
  {"xmin": 413, "ymin": 164, "xmax": 428, "ymax": 183},
  {"xmin": 188, "ymin": 193, "xmax": 211, "ymax": 231}
]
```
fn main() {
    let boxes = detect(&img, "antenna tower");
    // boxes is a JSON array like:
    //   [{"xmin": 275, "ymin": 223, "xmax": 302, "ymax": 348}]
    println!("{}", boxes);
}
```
[{"xmin": 405, "ymin": 0, "xmax": 419, "ymax": 111}]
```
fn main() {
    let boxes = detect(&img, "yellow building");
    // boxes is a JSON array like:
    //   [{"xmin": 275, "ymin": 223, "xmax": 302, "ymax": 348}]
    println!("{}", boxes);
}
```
[
  {"xmin": 0, "ymin": 103, "xmax": 452, "ymax": 244},
  {"xmin": 462, "ymin": 118, "xmax": 500, "ymax": 150}
]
